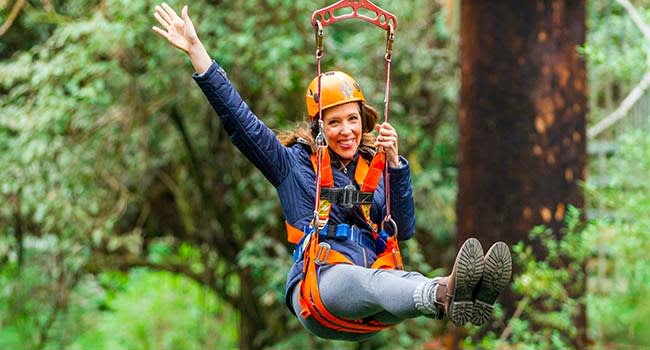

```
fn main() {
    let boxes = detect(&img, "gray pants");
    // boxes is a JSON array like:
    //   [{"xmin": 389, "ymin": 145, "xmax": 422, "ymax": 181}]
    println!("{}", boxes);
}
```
[{"xmin": 291, "ymin": 264, "xmax": 434, "ymax": 341}]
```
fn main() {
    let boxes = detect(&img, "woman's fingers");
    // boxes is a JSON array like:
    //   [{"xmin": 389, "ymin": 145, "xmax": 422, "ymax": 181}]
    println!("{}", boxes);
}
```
[
  {"xmin": 181, "ymin": 5, "xmax": 189, "ymax": 21},
  {"xmin": 180, "ymin": 5, "xmax": 196, "ymax": 35},
  {"xmin": 152, "ymin": 25, "xmax": 170, "ymax": 40},
  {"xmin": 376, "ymin": 139, "xmax": 397, "ymax": 149},
  {"xmin": 376, "ymin": 134, "xmax": 397, "ymax": 146},
  {"xmin": 376, "ymin": 126, "xmax": 398, "ymax": 145},
  {"xmin": 375, "ymin": 122, "xmax": 399, "ymax": 165},
  {"xmin": 378, "ymin": 130, "xmax": 397, "ymax": 139},
  {"xmin": 377, "ymin": 135, "xmax": 397, "ymax": 143},
  {"xmin": 376, "ymin": 122, "xmax": 396, "ymax": 134},
  {"xmin": 154, "ymin": 12, "xmax": 170, "ymax": 29},
  {"xmin": 152, "ymin": 3, "xmax": 198, "ymax": 53},
  {"xmin": 161, "ymin": 2, "xmax": 182, "ymax": 22},
  {"xmin": 155, "ymin": 5, "xmax": 173, "ymax": 25}
]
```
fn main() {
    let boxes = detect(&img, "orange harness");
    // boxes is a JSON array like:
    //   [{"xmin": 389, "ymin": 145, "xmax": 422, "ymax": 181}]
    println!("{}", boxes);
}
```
[{"xmin": 287, "ymin": 146, "xmax": 404, "ymax": 334}]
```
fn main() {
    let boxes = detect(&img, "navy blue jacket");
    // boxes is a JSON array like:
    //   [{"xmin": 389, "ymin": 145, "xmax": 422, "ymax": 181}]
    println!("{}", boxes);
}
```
[{"xmin": 193, "ymin": 61, "xmax": 416, "ymax": 313}]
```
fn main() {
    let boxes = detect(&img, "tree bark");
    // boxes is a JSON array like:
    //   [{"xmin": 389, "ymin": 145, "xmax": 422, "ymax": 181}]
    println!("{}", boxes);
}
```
[
  {"xmin": 238, "ymin": 267, "xmax": 267, "ymax": 350},
  {"xmin": 458, "ymin": 0, "xmax": 587, "ymax": 347}
]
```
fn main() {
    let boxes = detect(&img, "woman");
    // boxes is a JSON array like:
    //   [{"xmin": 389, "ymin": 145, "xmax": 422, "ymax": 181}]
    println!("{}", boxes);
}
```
[{"xmin": 152, "ymin": 3, "xmax": 511, "ymax": 341}]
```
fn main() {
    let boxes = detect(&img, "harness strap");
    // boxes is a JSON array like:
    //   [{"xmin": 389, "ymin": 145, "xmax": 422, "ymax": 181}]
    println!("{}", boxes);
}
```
[
  {"xmin": 360, "ymin": 151, "xmax": 385, "ymax": 193},
  {"xmin": 321, "ymin": 186, "xmax": 373, "ymax": 208},
  {"xmin": 293, "ymin": 223, "xmax": 377, "ymax": 261},
  {"xmin": 290, "ymin": 148, "xmax": 403, "ymax": 334},
  {"xmin": 285, "ymin": 149, "xmax": 382, "ymax": 243},
  {"xmin": 313, "ymin": 146, "xmax": 334, "ymax": 231},
  {"xmin": 318, "ymin": 146, "xmax": 334, "ymax": 187},
  {"xmin": 286, "ymin": 221, "xmax": 304, "ymax": 245},
  {"xmin": 371, "ymin": 235, "xmax": 403, "ymax": 270},
  {"xmin": 299, "ymin": 241, "xmax": 391, "ymax": 333},
  {"xmin": 358, "ymin": 151, "xmax": 385, "ymax": 238}
]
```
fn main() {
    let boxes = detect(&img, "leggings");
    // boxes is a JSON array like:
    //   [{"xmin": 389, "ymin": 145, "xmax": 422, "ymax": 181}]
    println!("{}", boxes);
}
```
[{"xmin": 291, "ymin": 264, "xmax": 434, "ymax": 341}]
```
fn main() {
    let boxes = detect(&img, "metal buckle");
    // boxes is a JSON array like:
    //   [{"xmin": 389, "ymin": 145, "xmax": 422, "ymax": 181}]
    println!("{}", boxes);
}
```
[
  {"xmin": 381, "ymin": 216, "xmax": 398, "ymax": 236},
  {"xmin": 341, "ymin": 184, "xmax": 356, "ymax": 208},
  {"xmin": 392, "ymin": 247, "xmax": 402, "ymax": 270},
  {"xmin": 314, "ymin": 242, "xmax": 331, "ymax": 265}
]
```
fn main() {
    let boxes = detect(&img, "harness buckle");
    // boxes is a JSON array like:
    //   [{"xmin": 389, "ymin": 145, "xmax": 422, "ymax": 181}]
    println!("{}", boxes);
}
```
[
  {"xmin": 392, "ymin": 248, "xmax": 403, "ymax": 270},
  {"xmin": 314, "ymin": 242, "xmax": 331, "ymax": 265},
  {"xmin": 341, "ymin": 184, "xmax": 356, "ymax": 209}
]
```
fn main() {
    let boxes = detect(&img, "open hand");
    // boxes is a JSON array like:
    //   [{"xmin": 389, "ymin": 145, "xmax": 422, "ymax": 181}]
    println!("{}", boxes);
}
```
[{"xmin": 152, "ymin": 3, "xmax": 198, "ymax": 53}]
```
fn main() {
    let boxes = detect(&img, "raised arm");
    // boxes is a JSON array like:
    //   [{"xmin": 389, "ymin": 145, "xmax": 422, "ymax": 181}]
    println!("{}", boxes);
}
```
[{"xmin": 151, "ymin": 3, "xmax": 292, "ymax": 186}]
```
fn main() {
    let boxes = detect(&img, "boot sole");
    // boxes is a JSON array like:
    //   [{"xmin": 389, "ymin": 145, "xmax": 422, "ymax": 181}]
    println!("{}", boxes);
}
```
[
  {"xmin": 471, "ymin": 242, "xmax": 512, "ymax": 325},
  {"xmin": 448, "ymin": 238, "xmax": 484, "ymax": 326}
]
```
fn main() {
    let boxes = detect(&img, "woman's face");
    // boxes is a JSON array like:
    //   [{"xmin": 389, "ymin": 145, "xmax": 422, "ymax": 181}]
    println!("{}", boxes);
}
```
[{"xmin": 322, "ymin": 102, "xmax": 362, "ymax": 163}]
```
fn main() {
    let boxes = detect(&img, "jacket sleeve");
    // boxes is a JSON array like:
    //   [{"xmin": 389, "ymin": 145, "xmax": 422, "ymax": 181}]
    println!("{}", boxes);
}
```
[
  {"xmin": 192, "ymin": 61, "xmax": 290, "ymax": 187},
  {"xmin": 384, "ymin": 156, "xmax": 416, "ymax": 241}
]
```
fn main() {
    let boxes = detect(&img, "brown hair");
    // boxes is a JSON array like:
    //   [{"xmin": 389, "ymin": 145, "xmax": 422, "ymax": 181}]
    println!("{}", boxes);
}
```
[{"xmin": 277, "ymin": 102, "xmax": 380, "ymax": 153}]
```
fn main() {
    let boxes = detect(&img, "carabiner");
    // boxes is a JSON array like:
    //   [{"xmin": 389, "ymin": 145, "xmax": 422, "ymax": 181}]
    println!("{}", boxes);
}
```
[
  {"xmin": 385, "ymin": 23, "xmax": 395, "ymax": 62},
  {"xmin": 315, "ymin": 119, "xmax": 326, "ymax": 146},
  {"xmin": 381, "ymin": 215, "xmax": 398, "ymax": 237}
]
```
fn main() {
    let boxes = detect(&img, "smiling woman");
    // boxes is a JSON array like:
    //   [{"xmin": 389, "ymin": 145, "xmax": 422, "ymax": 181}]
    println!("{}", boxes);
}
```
[
  {"xmin": 151, "ymin": 1, "xmax": 511, "ymax": 341},
  {"xmin": 323, "ymin": 102, "xmax": 363, "ymax": 162},
  {"xmin": 279, "ymin": 70, "xmax": 399, "ymax": 168}
]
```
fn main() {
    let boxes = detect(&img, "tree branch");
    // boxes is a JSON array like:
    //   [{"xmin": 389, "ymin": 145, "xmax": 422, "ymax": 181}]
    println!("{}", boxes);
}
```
[
  {"xmin": 589, "ymin": 0, "xmax": 650, "ymax": 138},
  {"xmin": 86, "ymin": 251, "xmax": 239, "ymax": 306},
  {"xmin": 36, "ymin": 256, "xmax": 84, "ymax": 350},
  {"xmin": 0, "ymin": 0, "xmax": 26, "ymax": 37},
  {"xmin": 499, "ymin": 296, "xmax": 529, "ymax": 342},
  {"xmin": 169, "ymin": 106, "xmax": 208, "ymax": 199},
  {"xmin": 588, "ymin": 71, "xmax": 650, "ymax": 138}
]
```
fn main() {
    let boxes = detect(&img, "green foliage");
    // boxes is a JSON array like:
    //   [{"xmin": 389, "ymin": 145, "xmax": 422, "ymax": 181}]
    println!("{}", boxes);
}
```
[
  {"xmin": 585, "ymin": 131, "xmax": 650, "ymax": 348},
  {"xmin": 584, "ymin": 0, "xmax": 650, "ymax": 123},
  {"xmin": 462, "ymin": 207, "xmax": 587, "ymax": 350},
  {"xmin": 69, "ymin": 269, "xmax": 238, "ymax": 350},
  {"xmin": 0, "ymin": 233, "xmax": 88, "ymax": 350},
  {"xmin": 582, "ymin": 1, "xmax": 650, "ymax": 344},
  {"xmin": 13, "ymin": 0, "xmax": 650, "ymax": 348},
  {"xmin": 461, "ymin": 130, "xmax": 650, "ymax": 350},
  {"xmin": 2, "ymin": 0, "xmax": 458, "ymax": 347}
]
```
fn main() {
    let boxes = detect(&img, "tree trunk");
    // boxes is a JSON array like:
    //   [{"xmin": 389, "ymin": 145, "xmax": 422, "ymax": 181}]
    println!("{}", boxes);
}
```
[
  {"xmin": 457, "ymin": 0, "xmax": 587, "ymax": 347},
  {"xmin": 238, "ymin": 268, "xmax": 267, "ymax": 350}
]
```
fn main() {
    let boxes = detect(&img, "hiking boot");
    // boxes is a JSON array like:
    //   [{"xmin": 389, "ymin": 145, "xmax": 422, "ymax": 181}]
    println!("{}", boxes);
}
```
[
  {"xmin": 446, "ymin": 237, "xmax": 485, "ymax": 326},
  {"xmin": 413, "ymin": 238, "xmax": 484, "ymax": 325},
  {"xmin": 471, "ymin": 241, "xmax": 512, "ymax": 326}
]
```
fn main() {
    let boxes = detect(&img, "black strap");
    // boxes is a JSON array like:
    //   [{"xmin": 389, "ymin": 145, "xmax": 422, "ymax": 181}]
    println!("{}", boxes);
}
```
[{"xmin": 321, "ymin": 184, "xmax": 373, "ymax": 208}]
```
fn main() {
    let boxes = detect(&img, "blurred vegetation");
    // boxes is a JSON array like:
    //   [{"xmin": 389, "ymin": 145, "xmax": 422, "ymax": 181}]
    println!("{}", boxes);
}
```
[{"xmin": 0, "ymin": 0, "xmax": 648, "ymax": 349}]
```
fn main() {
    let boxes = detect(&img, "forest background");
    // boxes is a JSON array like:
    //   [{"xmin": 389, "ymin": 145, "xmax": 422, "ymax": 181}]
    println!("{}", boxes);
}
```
[{"xmin": 1, "ymin": 0, "xmax": 649, "ymax": 349}]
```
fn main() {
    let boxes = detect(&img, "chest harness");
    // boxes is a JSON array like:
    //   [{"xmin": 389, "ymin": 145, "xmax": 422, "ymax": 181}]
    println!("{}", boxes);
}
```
[{"xmin": 285, "ymin": 0, "xmax": 404, "ymax": 334}]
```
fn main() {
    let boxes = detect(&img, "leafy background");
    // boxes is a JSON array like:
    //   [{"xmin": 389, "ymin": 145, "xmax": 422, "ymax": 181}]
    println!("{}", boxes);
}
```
[{"xmin": 1, "ymin": 0, "xmax": 649, "ymax": 349}]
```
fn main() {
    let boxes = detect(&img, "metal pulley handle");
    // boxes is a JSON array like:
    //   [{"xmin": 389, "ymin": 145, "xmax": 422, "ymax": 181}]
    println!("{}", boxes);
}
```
[{"xmin": 311, "ymin": 0, "xmax": 398, "ymax": 32}]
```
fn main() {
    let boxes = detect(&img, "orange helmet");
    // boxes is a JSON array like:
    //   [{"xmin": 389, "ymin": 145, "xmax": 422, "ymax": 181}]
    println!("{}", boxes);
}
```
[{"xmin": 306, "ymin": 71, "xmax": 365, "ymax": 120}]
